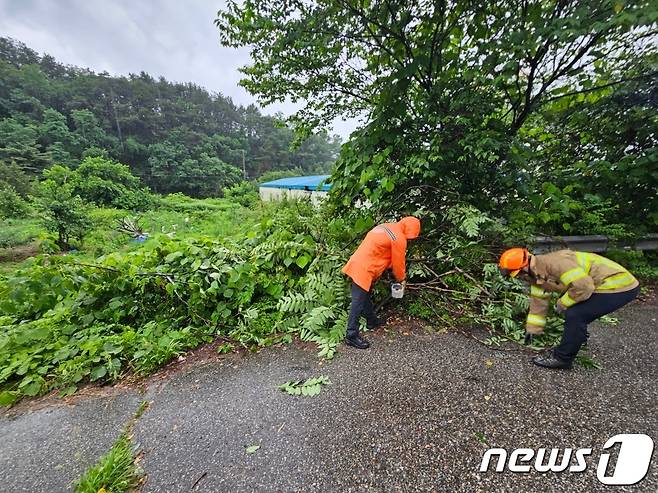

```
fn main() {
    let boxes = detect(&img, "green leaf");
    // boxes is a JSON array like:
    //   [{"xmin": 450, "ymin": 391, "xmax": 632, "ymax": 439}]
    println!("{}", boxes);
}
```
[
  {"xmin": 277, "ymin": 376, "xmax": 331, "ymax": 397},
  {"xmin": 21, "ymin": 381, "xmax": 42, "ymax": 397},
  {"xmin": 295, "ymin": 255, "xmax": 311, "ymax": 269},
  {"xmin": 165, "ymin": 251, "xmax": 183, "ymax": 263},
  {"xmin": 90, "ymin": 366, "xmax": 107, "ymax": 381},
  {"xmin": 246, "ymin": 445, "xmax": 260, "ymax": 454},
  {"xmin": 103, "ymin": 342, "xmax": 122, "ymax": 354},
  {"xmin": 0, "ymin": 391, "xmax": 19, "ymax": 406},
  {"xmin": 58, "ymin": 385, "xmax": 77, "ymax": 397}
]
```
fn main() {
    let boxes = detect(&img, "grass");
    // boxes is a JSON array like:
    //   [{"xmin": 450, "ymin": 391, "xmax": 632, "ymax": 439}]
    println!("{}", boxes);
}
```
[
  {"xmin": 0, "ymin": 218, "xmax": 41, "ymax": 249},
  {"xmin": 0, "ymin": 194, "xmax": 268, "ymax": 273},
  {"xmin": 73, "ymin": 433, "xmax": 138, "ymax": 493},
  {"xmin": 73, "ymin": 400, "xmax": 150, "ymax": 493},
  {"xmin": 134, "ymin": 400, "xmax": 150, "ymax": 419}
]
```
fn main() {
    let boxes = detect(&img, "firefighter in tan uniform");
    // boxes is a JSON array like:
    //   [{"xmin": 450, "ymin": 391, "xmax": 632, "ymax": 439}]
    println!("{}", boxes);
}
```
[{"xmin": 499, "ymin": 248, "xmax": 640, "ymax": 369}]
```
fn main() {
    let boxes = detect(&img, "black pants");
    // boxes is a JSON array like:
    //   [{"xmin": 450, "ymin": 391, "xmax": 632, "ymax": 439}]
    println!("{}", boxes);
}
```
[
  {"xmin": 554, "ymin": 286, "xmax": 640, "ymax": 362},
  {"xmin": 346, "ymin": 283, "xmax": 379, "ymax": 338}
]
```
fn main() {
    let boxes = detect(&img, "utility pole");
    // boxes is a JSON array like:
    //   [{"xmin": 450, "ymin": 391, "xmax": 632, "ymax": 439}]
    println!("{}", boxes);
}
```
[{"xmin": 242, "ymin": 149, "xmax": 247, "ymax": 179}]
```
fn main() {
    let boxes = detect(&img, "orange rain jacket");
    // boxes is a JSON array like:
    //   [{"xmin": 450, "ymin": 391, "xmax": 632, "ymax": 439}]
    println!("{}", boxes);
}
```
[{"xmin": 342, "ymin": 217, "xmax": 421, "ymax": 291}]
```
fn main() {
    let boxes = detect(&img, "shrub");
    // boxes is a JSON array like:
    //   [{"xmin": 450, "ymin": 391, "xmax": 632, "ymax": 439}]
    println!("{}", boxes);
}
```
[
  {"xmin": 0, "ymin": 199, "xmax": 353, "ymax": 403},
  {"xmin": 35, "ymin": 179, "xmax": 93, "ymax": 250},
  {"xmin": 223, "ymin": 181, "xmax": 259, "ymax": 207},
  {"xmin": 74, "ymin": 156, "xmax": 152, "ymax": 210},
  {"xmin": 157, "ymin": 193, "xmax": 237, "ymax": 213},
  {"xmin": 0, "ymin": 160, "xmax": 33, "ymax": 197},
  {"xmin": 0, "ymin": 184, "xmax": 31, "ymax": 219},
  {"xmin": 0, "ymin": 218, "xmax": 40, "ymax": 249}
]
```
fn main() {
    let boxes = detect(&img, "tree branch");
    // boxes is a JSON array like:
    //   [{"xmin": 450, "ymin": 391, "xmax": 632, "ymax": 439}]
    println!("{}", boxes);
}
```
[{"xmin": 541, "ymin": 71, "xmax": 658, "ymax": 104}]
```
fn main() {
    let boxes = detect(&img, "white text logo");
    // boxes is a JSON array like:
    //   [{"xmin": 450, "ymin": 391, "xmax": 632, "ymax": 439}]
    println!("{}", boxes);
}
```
[{"xmin": 479, "ymin": 434, "xmax": 654, "ymax": 486}]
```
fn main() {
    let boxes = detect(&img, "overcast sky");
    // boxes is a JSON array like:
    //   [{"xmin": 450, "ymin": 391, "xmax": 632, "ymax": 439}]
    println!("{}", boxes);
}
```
[{"xmin": 0, "ymin": 0, "xmax": 359, "ymax": 139}]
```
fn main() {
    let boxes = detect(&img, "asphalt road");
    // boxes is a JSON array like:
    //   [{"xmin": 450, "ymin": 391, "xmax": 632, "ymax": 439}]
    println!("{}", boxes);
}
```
[{"xmin": 1, "ymin": 296, "xmax": 656, "ymax": 492}]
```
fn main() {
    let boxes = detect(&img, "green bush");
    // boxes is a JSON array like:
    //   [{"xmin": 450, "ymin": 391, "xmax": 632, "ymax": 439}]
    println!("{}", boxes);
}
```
[
  {"xmin": 35, "ymin": 178, "xmax": 93, "ymax": 250},
  {"xmin": 223, "ymin": 181, "xmax": 259, "ymax": 207},
  {"xmin": 0, "ymin": 184, "xmax": 31, "ymax": 219},
  {"xmin": 73, "ymin": 432, "xmax": 138, "ymax": 493},
  {"xmin": 42, "ymin": 158, "xmax": 152, "ymax": 211},
  {"xmin": 157, "ymin": 193, "xmax": 237, "ymax": 213},
  {"xmin": 0, "ymin": 161, "xmax": 33, "ymax": 197},
  {"xmin": 74, "ymin": 156, "xmax": 152, "ymax": 210},
  {"xmin": 508, "ymin": 184, "xmax": 631, "ymax": 238}
]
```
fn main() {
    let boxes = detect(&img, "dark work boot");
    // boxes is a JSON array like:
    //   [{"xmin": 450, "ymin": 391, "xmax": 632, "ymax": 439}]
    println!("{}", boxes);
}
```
[
  {"xmin": 345, "ymin": 335, "xmax": 370, "ymax": 349},
  {"xmin": 532, "ymin": 351, "xmax": 573, "ymax": 370}
]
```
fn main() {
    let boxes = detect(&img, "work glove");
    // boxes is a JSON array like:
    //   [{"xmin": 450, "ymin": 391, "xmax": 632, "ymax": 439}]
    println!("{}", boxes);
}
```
[{"xmin": 524, "ymin": 333, "xmax": 534, "ymax": 345}]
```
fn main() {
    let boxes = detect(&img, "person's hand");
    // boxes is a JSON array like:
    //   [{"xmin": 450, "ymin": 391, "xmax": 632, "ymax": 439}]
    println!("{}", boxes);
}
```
[
  {"xmin": 556, "ymin": 301, "xmax": 566, "ymax": 314},
  {"xmin": 524, "ymin": 333, "xmax": 534, "ymax": 345}
]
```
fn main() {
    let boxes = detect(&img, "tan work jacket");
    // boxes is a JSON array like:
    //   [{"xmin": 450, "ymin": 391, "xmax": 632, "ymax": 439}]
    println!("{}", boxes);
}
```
[{"xmin": 526, "ymin": 250, "xmax": 638, "ymax": 334}]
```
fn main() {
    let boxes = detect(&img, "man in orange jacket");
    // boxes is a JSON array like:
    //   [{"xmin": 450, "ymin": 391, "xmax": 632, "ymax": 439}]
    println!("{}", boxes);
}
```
[{"xmin": 342, "ymin": 216, "xmax": 421, "ymax": 349}]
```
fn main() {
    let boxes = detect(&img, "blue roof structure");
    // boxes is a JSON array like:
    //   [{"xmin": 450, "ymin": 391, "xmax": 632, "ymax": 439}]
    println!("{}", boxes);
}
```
[{"xmin": 259, "ymin": 175, "xmax": 331, "ymax": 192}]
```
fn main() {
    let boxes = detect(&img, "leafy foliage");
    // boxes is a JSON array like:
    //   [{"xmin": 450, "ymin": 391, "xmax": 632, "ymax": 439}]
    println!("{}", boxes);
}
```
[
  {"xmin": 0, "ymin": 160, "xmax": 33, "ymax": 196},
  {"xmin": 35, "ymin": 175, "xmax": 93, "ymax": 249},
  {"xmin": 0, "ymin": 183, "xmax": 31, "ymax": 219},
  {"xmin": 278, "ymin": 376, "xmax": 331, "ymax": 396},
  {"xmin": 0, "ymin": 199, "xmax": 354, "ymax": 403},
  {"xmin": 223, "ymin": 181, "xmax": 259, "ymax": 207},
  {"xmin": 73, "ymin": 156, "xmax": 152, "ymax": 209},
  {"xmin": 0, "ymin": 218, "xmax": 40, "ymax": 249},
  {"xmin": 218, "ymin": 0, "xmax": 657, "ymax": 231}
]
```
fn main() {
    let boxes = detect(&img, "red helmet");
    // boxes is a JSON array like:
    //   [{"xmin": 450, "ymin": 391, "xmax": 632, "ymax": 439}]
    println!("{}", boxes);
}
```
[{"xmin": 499, "ymin": 248, "xmax": 529, "ymax": 277}]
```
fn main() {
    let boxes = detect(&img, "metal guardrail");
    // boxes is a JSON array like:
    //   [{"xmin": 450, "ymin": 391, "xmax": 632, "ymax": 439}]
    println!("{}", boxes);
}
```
[{"xmin": 532, "ymin": 234, "xmax": 658, "ymax": 254}]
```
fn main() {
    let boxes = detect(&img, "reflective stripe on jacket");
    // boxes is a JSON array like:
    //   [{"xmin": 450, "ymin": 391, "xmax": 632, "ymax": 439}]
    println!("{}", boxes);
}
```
[{"xmin": 525, "ymin": 250, "xmax": 638, "ymax": 334}]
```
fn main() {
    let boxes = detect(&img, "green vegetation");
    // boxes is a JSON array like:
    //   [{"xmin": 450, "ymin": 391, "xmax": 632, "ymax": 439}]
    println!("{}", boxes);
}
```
[
  {"xmin": 214, "ymin": 0, "xmax": 657, "ymax": 360},
  {"xmin": 217, "ymin": 0, "xmax": 657, "ymax": 234},
  {"xmin": 278, "ymin": 376, "xmax": 332, "ymax": 396},
  {"xmin": 0, "ymin": 218, "xmax": 40, "ymax": 249},
  {"xmin": 73, "ymin": 432, "xmax": 138, "ymax": 493},
  {"xmin": 0, "ymin": 36, "xmax": 341, "ymax": 193},
  {"xmin": 1, "ymin": 3, "xmax": 656, "ymax": 405},
  {"xmin": 36, "ymin": 174, "xmax": 94, "ymax": 250},
  {"xmin": 0, "ymin": 199, "xmax": 355, "ymax": 403},
  {"xmin": 73, "ymin": 400, "xmax": 149, "ymax": 493}
]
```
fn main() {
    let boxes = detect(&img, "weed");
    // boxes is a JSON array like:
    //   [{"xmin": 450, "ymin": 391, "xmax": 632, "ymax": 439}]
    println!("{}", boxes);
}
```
[{"xmin": 73, "ymin": 433, "xmax": 138, "ymax": 493}]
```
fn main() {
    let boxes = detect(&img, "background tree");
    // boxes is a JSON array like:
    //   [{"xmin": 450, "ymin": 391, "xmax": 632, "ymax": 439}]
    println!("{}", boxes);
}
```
[
  {"xmin": 36, "ymin": 168, "xmax": 93, "ymax": 250},
  {"xmin": 0, "ymin": 37, "xmax": 343, "ymax": 197},
  {"xmin": 73, "ymin": 156, "xmax": 152, "ymax": 209},
  {"xmin": 216, "ymin": 0, "xmax": 657, "ymax": 232}
]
